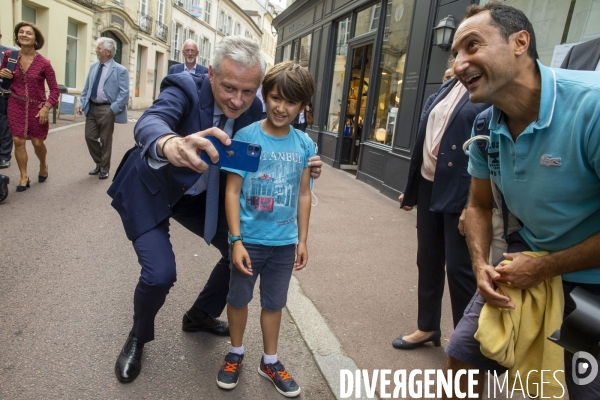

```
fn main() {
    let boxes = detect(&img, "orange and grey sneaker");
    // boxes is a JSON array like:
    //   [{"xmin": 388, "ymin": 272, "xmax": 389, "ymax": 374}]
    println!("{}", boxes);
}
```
[
  {"xmin": 216, "ymin": 352, "xmax": 244, "ymax": 389},
  {"xmin": 258, "ymin": 357, "xmax": 301, "ymax": 397}
]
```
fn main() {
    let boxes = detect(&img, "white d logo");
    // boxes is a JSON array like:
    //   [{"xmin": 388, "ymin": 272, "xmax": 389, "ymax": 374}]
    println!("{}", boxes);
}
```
[{"xmin": 573, "ymin": 352, "xmax": 599, "ymax": 385}]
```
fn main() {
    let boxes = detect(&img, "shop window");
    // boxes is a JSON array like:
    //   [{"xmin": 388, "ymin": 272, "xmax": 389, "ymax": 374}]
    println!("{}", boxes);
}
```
[
  {"xmin": 480, "ymin": 0, "xmax": 600, "ymax": 66},
  {"xmin": 65, "ymin": 21, "xmax": 78, "ymax": 88},
  {"xmin": 282, "ymin": 44, "xmax": 292, "ymax": 61},
  {"xmin": 325, "ymin": 16, "xmax": 351, "ymax": 133},
  {"xmin": 368, "ymin": 0, "xmax": 414, "ymax": 146},
  {"xmin": 299, "ymin": 34, "xmax": 311, "ymax": 68},
  {"xmin": 355, "ymin": 4, "xmax": 379, "ymax": 37}
]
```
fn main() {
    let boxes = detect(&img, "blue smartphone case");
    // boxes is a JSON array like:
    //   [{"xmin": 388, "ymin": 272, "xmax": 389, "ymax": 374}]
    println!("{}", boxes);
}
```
[{"xmin": 200, "ymin": 136, "xmax": 262, "ymax": 172}]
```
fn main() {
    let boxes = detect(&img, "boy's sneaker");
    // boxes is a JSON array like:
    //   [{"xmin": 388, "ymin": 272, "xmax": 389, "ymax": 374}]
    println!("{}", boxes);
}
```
[
  {"xmin": 258, "ymin": 357, "xmax": 301, "ymax": 397},
  {"xmin": 217, "ymin": 352, "xmax": 244, "ymax": 389}
]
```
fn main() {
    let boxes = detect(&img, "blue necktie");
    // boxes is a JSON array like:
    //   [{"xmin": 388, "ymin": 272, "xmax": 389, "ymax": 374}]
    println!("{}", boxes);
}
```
[
  {"xmin": 204, "ymin": 114, "xmax": 228, "ymax": 245},
  {"xmin": 90, "ymin": 63, "xmax": 104, "ymax": 100}
]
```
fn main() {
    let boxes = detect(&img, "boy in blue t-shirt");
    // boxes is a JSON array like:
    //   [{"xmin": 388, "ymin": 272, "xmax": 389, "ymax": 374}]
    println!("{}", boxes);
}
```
[{"xmin": 216, "ymin": 61, "xmax": 315, "ymax": 397}]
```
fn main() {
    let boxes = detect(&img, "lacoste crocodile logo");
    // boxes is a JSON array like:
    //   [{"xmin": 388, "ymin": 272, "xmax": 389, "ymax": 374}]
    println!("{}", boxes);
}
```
[{"xmin": 540, "ymin": 154, "xmax": 562, "ymax": 167}]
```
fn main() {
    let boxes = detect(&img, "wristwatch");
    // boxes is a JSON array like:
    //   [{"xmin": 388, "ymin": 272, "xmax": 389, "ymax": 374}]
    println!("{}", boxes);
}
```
[{"xmin": 228, "ymin": 234, "xmax": 243, "ymax": 245}]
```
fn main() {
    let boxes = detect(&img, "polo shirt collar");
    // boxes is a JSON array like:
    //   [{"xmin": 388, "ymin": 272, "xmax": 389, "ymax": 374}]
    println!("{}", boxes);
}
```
[{"xmin": 488, "ymin": 60, "xmax": 556, "ymax": 132}]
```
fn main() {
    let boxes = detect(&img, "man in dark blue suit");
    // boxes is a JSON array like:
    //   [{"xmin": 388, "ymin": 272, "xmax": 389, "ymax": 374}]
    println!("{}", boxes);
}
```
[
  {"xmin": 108, "ymin": 36, "xmax": 322, "ymax": 383},
  {"xmin": 168, "ymin": 39, "xmax": 208, "ymax": 75}
]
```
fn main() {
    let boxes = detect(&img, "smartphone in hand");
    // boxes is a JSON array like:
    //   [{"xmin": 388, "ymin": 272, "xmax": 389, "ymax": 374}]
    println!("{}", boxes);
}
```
[{"xmin": 200, "ymin": 135, "xmax": 262, "ymax": 172}]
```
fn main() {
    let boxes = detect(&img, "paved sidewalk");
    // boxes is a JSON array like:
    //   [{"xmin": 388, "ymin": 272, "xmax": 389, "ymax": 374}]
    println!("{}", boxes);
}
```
[{"xmin": 2, "ymin": 110, "xmax": 511, "ymax": 399}]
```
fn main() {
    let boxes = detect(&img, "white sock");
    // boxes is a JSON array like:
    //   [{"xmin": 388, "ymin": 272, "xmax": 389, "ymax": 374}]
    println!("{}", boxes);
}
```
[
  {"xmin": 263, "ymin": 353, "xmax": 278, "ymax": 364},
  {"xmin": 229, "ymin": 345, "xmax": 244, "ymax": 355}
]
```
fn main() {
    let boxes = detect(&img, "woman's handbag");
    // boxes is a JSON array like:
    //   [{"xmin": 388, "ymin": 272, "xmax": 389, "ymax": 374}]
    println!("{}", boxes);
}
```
[{"xmin": 305, "ymin": 107, "xmax": 314, "ymax": 125}]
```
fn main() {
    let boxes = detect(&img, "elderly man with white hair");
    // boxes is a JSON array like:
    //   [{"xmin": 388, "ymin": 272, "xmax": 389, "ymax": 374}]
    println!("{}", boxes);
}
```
[
  {"xmin": 168, "ymin": 39, "xmax": 208, "ymax": 75},
  {"xmin": 77, "ymin": 37, "xmax": 129, "ymax": 179}
]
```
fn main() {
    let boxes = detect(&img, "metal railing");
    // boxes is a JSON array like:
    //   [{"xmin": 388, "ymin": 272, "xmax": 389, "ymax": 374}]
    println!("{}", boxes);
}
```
[
  {"xmin": 71, "ymin": 0, "xmax": 95, "ymax": 9},
  {"xmin": 173, "ymin": 49, "xmax": 181, "ymax": 62},
  {"xmin": 156, "ymin": 21, "xmax": 168, "ymax": 41},
  {"xmin": 138, "ymin": 12, "xmax": 153, "ymax": 34}
]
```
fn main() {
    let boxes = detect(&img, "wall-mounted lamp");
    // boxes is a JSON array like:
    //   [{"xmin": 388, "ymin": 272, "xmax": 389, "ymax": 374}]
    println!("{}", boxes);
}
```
[
  {"xmin": 432, "ymin": 15, "xmax": 456, "ymax": 51},
  {"xmin": 271, "ymin": 26, "xmax": 277, "ymax": 36}
]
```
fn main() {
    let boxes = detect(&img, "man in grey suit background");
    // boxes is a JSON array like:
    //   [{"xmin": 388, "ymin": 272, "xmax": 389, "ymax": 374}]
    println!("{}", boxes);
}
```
[
  {"xmin": 168, "ymin": 39, "xmax": 208, "ymax": 75},
  {"xmin": 0, "ymin": 30, "xmax": 17, "ymax": 169},
  {"xmin": 77, "ymin": 37, "xmax": 129, "ymax": 179},
  {"xmin": 561, "ymin": 37, "xmax": 600, "ymax": 71}
]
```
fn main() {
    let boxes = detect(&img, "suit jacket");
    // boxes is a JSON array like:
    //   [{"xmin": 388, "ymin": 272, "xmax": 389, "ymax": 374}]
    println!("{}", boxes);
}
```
[
  {"xmin": 79, "ymin": 60, "xmax": 129, "ymax": 123},
  {"xmin": 402, "ymin": 78, "xmax": 490, "ymax": 214},
  {"xmin": 168, "ymin": 63, "xmax": 208, "ymax": 75},
  {"xmin": 107, "ymin": 72, "xmax": 262, "ymax": 241},
  {"xmin": 560, "ymin": 38, "xmax": 600, "ymax": 71}
]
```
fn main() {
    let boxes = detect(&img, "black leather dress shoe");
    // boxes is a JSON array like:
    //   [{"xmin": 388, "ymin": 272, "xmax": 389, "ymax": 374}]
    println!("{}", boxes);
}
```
[
  {"xmin": 182, "ymin": 308, "xmax": 230, "ymax": 336},
  {"xmin": 0, "ymin": 175, "xmax": 9, "ymax": 202},
  {"xmin": 0, "ymin": 159, "xmax": 10, "ymax": 169},
  {"xmin": 392, "ymin": 330, "xmax": 442, "ymax": 350},
  {"xmin": 114, "ymin": 332, "xmax": 144, "ymax": 383},
  {"xmin": 89, "ymin": 166, "xmax": 101, "ymax": 175},
  {"xmin": 99, "ymin": 171, "xmax": 109, "ymax": 180}
]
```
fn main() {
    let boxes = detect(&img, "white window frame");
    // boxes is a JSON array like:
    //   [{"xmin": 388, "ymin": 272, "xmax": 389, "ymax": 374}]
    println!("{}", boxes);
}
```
[
  {"xmin": 218, "ymin": 10, "xmax": 225, "ymax": 33},
  {"xmin": 65, "ymin": 20, "xmax": 78, "ymax": 88},
  {"xmin": 204, "ymin": 0, "xmax": 212, "ymax": 24},
  {"xmin": 22, "ymin": 4, "xmax": 37, "ymax": 24},
  {"xmin": 157, "ymin": 0, "xmax": 165, "ymax": 23},
  {"xmin": 140, "ymin": 0, "xmax": 148, "ymax": 15}
]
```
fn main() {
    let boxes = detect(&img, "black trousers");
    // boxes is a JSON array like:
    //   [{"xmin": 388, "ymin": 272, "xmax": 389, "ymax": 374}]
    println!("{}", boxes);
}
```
[
  {"xmin": 131, "ymin": 191, "xmax": 230, "ymax": 344},
  {"xmin": 0, "ymin": 96, "xmax": 12, "ymax": 162},
  {"xmin": 416, "ymin": 177, "xmax": 476, "ymax": 331}
]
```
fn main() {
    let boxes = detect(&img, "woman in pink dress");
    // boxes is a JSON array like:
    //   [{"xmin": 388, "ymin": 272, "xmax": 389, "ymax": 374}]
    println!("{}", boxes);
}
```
[{"xmin": 0, "ymin": 22, "xmax": 59, "ymax": 191}]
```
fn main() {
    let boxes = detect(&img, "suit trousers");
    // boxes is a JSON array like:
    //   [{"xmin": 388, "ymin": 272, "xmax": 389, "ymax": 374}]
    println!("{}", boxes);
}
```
[
  {"xmin": 415, "ymin": 177, "xmax": 476, "ymax": 331},
  {"xmin": 131, "ymin": 191, "xmax": 230, "ymax": 344},
  {"xmin": 0, "ymin": 97, "xmax": 12, "ymax": 161},
  {"xmin": 85, "ymin": 103, "xmax": 115, "ymax": 172}
]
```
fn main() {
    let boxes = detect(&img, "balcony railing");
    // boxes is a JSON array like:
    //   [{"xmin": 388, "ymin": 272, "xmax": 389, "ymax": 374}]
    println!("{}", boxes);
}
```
[
  {"xmin": 156, "ymin": 21, "xmax": 168, "ymax": 42},
  {"xmin": 71, "ymin": 0, "xmax": 96, "ymax": 9},
  {"xmin": 138, "ymin": 12, "xmax": 153, "ymax": 34},
  {"xmin": 173, "ymin": 49, "xmax": 181, "ymax": 62}
]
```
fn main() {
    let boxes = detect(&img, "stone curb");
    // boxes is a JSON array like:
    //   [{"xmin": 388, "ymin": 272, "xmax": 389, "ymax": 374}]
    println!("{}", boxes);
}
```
[{"xmin": 286, "ymin": 276, "xmax": 379, "ymax": 400}]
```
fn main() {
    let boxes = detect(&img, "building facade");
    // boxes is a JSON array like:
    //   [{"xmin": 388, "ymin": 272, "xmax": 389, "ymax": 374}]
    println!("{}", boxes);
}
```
[
  {"xmin": 1, "ymin": 0, "xmax": 278, "ymax": 111},
  {"xmin": 273, "ymin": 0, "xmax": 600, "ymax": 200}
]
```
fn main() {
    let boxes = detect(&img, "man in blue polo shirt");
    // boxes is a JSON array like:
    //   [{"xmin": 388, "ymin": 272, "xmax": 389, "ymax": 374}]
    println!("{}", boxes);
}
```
[{"xmin": 441, "ymin": 3, "xmax": 600, "ymax": 399}]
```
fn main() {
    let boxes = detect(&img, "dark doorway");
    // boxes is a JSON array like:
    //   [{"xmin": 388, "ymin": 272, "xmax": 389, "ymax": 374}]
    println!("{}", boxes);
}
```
[{"xmin": 340, "ymin": 43, "xmax": 373, "ymax": 169}]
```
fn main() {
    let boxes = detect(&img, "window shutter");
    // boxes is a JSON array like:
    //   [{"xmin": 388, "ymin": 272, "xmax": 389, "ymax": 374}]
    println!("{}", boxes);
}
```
[{"xmin": 171, "ymin": 21, "xmax": 177, "ymax": 58}]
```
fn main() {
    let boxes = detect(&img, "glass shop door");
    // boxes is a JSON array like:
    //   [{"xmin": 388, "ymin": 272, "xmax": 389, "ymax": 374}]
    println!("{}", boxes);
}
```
[{"xmin": 340, "ymin": 43, "xmax": 373, "ymax": 171}]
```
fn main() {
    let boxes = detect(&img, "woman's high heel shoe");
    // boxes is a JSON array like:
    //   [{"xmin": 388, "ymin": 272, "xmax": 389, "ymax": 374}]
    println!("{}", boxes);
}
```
[
  {"xmin": 39, "ymin": 165, "xmax": 48, "ymax": 182},
  {"xmin": 392, "ymin": 330, "xmax": 442, "ymax": 350},
  {"xmin": 16, "ymin": 177, "xmax": 31, "ymax": 192}
]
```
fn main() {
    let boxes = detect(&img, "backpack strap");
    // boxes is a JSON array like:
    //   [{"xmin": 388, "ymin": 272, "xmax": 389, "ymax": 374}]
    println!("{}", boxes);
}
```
[
  {"xmin": 0, "ymin": 51, "xmax": 19, "ymax": 91},
  {"xmin": 463, "ymin": 107, "xmax": 518, "ymax": 239}
]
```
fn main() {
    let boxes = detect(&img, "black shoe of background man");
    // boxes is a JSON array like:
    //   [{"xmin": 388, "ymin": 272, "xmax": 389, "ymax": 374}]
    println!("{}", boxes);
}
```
[
  {"xmin": 114, "ymin": 331, "xmax": 144, "ymax": 383},
  {"xmin": 0, "ymin": 175, "xmax": 9, "ymax": 203},
  {"xmin": 0, "ymin": 159, "xmax": 10, "ymax": 169},
  {"xmin": 182, "ymin": 307, "xmax": 230, "ymax": 336},
  {"xmin": 99, "ymin": 171, "xmax": 109, "ymax": 180},
  {"xmin": 89, "ymin": 166, "xmax": 100, "ymax": 175}
]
